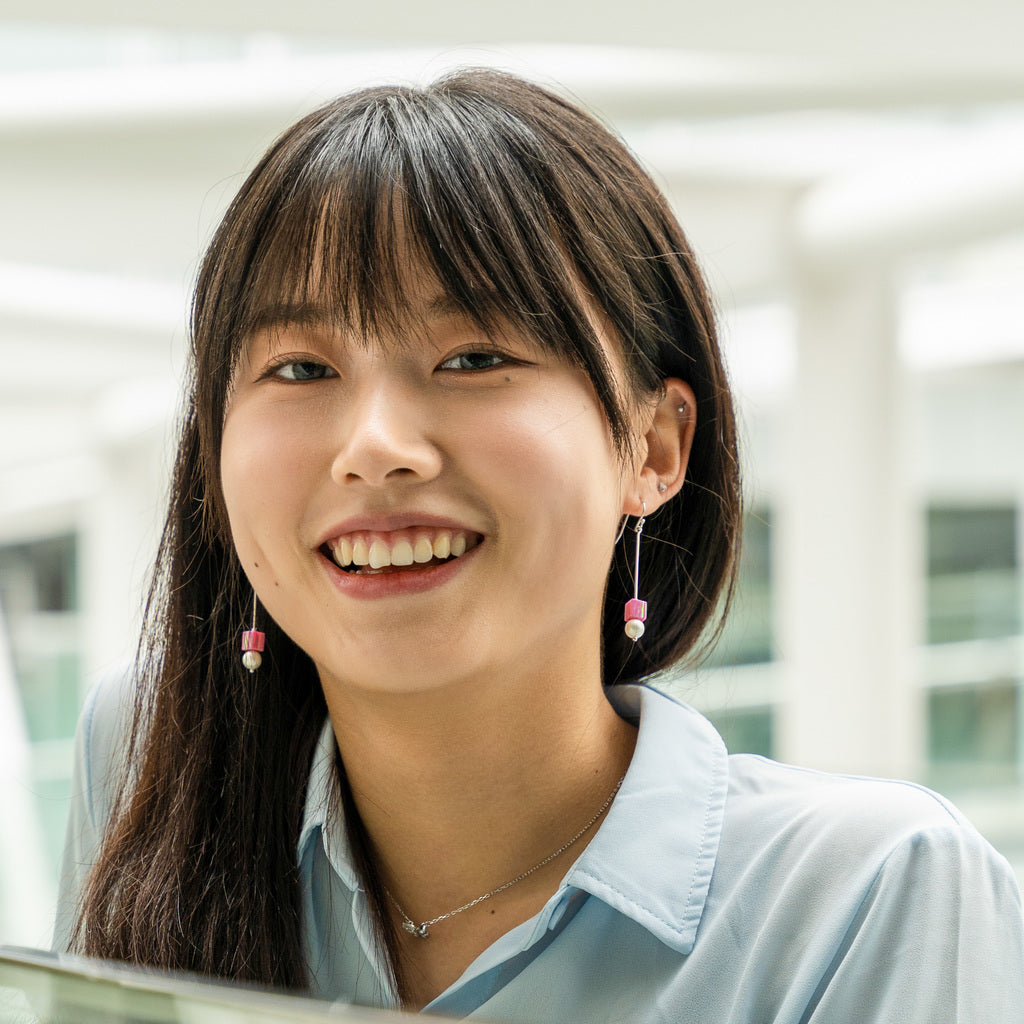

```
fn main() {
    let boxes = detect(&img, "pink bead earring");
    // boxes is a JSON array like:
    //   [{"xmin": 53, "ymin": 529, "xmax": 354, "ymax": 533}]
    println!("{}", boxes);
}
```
[
  {"xmin": 624, "ymin": 501, "xmax": 647, "ymax": 641},
  {"xmin": 241, "ymin": 591, "xmax": 265, "ymax": 673}
]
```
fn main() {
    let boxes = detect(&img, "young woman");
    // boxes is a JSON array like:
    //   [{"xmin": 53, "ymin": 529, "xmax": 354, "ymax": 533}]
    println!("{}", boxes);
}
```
[{"xmin": 56, "ymin": 69, "xmax": 1023, "ymax": 1021}]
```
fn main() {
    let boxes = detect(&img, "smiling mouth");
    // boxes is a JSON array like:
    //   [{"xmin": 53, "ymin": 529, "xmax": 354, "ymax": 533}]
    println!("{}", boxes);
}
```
[{"xmin": 322, "ymin": 529, "xmax": 482, "ymax": 575}]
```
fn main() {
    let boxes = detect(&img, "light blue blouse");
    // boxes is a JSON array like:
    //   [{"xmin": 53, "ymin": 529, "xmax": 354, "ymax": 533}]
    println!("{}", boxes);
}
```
[{"xmin": 57, "ymin": 677, "xmax": 1024, "ymax": 1022}]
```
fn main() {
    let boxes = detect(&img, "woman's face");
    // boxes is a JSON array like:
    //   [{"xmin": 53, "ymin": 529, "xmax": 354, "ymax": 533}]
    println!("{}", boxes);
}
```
[{"xmin": 220, "ymin": 268, "xmax": 644, "ymax": 699}]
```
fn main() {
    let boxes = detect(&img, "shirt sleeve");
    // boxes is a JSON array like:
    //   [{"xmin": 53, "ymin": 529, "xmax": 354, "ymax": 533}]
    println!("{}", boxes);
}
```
[
  {"xmin": 806, "ymin": 821, "xmax": 1024, "ymax": 1023},
  {"xmin": 52, "ymin": 670, "xmax": 132, "ymax": 953}
]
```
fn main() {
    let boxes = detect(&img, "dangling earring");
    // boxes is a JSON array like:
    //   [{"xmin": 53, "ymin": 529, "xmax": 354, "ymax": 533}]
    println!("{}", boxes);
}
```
[
  {"xmin": 241, "ymin": 591, "xmax": 265, "ymax": 673},
  {"xmin": 624, "ymin": 502, "xmax": 647, "ymax": 641}
]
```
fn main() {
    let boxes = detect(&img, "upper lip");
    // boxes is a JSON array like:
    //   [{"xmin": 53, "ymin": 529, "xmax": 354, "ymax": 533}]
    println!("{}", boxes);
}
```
[{"xmin": 315, "ymin": 511, "xmax": 483, "ymax": 547}]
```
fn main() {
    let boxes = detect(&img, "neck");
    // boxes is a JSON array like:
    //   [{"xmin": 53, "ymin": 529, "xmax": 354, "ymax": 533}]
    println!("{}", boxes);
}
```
[{"xmin": 320, "ymin": 649, "xmax": 637, "ymax": 930}]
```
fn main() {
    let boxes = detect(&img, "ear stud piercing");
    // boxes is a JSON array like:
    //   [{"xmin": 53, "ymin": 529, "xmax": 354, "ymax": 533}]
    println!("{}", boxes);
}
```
[
  {"xmin": 241, "ymin": 591, "xmax": 265, "ymax": 673},
  {"xmin": 624, "ymin": 501, "xmax": 647, "ymax": 641},
  {"xmin": 657, "ymin": 481, "xmax": 668, "ymax": 493}
]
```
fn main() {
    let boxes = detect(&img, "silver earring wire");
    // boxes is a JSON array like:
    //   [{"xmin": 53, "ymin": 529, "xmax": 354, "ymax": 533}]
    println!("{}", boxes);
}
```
[
  {"xmin": 613, "ymin": 516, "xmax": 628, "ymax": 546},
  {"xmin": 614, "ymin": 499, "xmax": 650, "ymax": 547},
  {"xmin": 632, "ymin": 501, "xmax": 646, "ymax": 601}
]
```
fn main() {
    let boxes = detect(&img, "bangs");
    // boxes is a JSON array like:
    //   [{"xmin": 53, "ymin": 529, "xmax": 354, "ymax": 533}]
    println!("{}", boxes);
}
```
[{"xmin": 211, "ymin": 78, "xmax": 632, "ymax": 448}]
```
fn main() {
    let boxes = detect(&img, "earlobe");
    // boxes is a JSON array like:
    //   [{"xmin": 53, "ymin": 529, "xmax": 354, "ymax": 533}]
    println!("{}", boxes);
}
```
[{"xmin": 622, "ymin": 378, "xmax": 696, "ymax": 517}]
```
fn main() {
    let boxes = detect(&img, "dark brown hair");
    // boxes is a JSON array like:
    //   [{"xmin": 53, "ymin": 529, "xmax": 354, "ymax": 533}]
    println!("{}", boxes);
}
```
[{"xmin": 74, "ymin": 68, "xmax": 740, "ymax": 999}]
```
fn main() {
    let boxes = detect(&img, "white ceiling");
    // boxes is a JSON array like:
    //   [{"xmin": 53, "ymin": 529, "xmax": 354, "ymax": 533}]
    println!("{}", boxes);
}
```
[
  {"xmin": 1, "ymin": 5, "xmax": 1023, "ymax": 481},
  {"xmin": 6, "ymin": 0, "xmax": 1024, "ymax": 75}
]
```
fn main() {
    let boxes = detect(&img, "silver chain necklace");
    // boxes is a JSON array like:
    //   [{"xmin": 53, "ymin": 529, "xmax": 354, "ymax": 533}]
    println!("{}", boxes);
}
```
[{"xmin": 386, "ymin": 773, "xmax": 626, "ymax": 939}]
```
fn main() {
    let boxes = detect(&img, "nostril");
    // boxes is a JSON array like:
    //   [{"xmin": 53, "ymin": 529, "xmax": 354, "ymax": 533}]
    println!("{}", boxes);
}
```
[{"xmin": 329, "ymin": 421, "xmax": 444, "ymax": 488}]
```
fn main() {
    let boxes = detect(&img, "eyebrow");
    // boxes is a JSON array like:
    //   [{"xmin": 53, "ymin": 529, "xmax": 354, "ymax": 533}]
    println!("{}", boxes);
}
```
[
  {"xmin": 245, "ymin": 293, "xmax": 497, "ymax": 337},
  {"xmin": 424, "ymin": 293, "xmax": 472, "ymax": 317},
  {"xmin": 245, "ymin": 302, "xmax": 337, "ymax": 335}
]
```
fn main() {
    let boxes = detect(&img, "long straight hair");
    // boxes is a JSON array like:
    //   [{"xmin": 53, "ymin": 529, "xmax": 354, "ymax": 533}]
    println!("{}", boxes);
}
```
[{"xmin": 74, "ymin": 68, "xmax": 741, "ymax": 999}]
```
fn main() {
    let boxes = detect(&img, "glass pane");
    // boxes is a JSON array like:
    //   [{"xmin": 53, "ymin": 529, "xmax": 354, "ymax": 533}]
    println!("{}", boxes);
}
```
[
  {"xmin": 705, "ymin": 707, "xmax": 773, "ymax": 758},
  {"xmin": 926, "ymin": 506, "xmax": 1019, "ymax": 643},
  {"xmin": 928, "ymin": 681, "xmax": 1019, "ymax": 787},
  {"xmin": 0, "ymin": 536, "xmax": 77, "ymax": 616},
  {"xmin": 0, "ymin": 535, "xmax": 82, "ymax": 890},
  {"xmin": 16, "ymin": 646, "xmax": 81, "ymax": 744},
  {"xmin": 706, "ymin": 509, "xmax": 773, "ymax": 667}
]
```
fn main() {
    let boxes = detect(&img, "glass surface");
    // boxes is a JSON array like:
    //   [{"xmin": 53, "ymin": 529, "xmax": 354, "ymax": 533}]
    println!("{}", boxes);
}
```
[
  {"xmin": 705, "ymin": 706, "xmax": 773, "ymax": 758},
  {"xmin": 0, "ymin": 537, "xmax": 77, "ymax": 617},
  {"xmin": 926, "ymin": 506, "xmax": 1019, "ymax": 643},
  {"xmin": 928, "ymin": 681, "xmax": 1020, "ymax": 787},
  {"xmin": 15, "ymin": 646, "xmax": 80, "ymax": 744},
  {"xmin": 705, "ymin": 509, "xmax": 773, "ymax": 667},
  {"xmin": 0, "ymin": 534, "xmax": 82, "ymax": 882},
  {"xmin": 0, "ymin": 947, "xmax": 435, "ymax": 1024}
]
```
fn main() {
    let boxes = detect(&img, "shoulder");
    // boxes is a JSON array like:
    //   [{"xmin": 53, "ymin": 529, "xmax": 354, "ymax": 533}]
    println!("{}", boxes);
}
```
[
  {"xmin": 726, "ymin": 752, "xmax": 965, "ymax": 847},
  {"xmin": 718, "ymin": 752, "xmax": 1014, "ymax": 892},
  {"xmin": 704, "ymin": 755, "xmax": 1024, "ymax": 1019},
  {"xmin": 71, "ymin": 667, "xmax": 136, "ymax": 832},
  {"xmin": 718, "ymin": 753, "xmax": 1022, "ymax": 954},
  {"xmin": 54, "ymin": 667, "xmax": 136, "ymax": 951}
]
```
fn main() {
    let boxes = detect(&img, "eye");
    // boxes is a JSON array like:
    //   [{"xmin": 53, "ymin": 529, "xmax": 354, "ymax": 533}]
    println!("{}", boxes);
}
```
[
  {"xmin": 270, "ymin": 360, "xmax": 334, "ymax": 382},
  {"xmin": 438, "ymin": 351, "xmax": 507, "ymax": 372}
]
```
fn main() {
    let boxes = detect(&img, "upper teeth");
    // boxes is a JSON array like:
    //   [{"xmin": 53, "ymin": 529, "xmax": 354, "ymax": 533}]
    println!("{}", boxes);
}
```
[{"xmin": 330, "ymin": 531, "xmax": 471, "ymax": 570}]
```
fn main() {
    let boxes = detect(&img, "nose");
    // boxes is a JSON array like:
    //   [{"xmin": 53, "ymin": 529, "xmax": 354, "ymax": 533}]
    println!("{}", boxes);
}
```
[{"xmin": 329, "ymin": 379, "xmax": 443, "ymax": 488}]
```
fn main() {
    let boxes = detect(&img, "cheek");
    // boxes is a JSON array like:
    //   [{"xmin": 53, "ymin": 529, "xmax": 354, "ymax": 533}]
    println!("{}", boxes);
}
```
[
  {"xmin": 220, "ymin": 405, "xmax": 321, "ymax": 552},
  {"xmin": 490, "ymin": 390, "xmax": 626, "ymax": 548},
  {"xmin": 519, "ymin": 390, "xmax": 624, "ymax": 492}
]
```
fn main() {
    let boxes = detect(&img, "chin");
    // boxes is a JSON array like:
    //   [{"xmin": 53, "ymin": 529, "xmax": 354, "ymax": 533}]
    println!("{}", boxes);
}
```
[{"xmin": 317, "ymin": 642, "xmax": 484, "ymax": 698}]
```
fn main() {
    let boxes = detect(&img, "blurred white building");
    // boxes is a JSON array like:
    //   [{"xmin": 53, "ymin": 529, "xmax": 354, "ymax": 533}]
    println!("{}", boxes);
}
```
[{"xmin": 1, "ymin": 4, "xmax": 1022, "ymax": 945}]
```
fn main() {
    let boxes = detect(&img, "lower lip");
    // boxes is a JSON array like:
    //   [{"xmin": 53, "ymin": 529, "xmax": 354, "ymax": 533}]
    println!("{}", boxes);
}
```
[{"xmin": 319, "ymin": 543, "xmax": 481, "ymax": 600}]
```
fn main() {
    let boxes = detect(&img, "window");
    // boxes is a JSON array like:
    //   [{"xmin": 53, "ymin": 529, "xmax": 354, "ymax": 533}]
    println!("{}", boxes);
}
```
[
  {"xmin": 925, "ymin": 505, "xmax": 1021, "ymax": 787},
  {"xmin": 0, "ymin": 534, "xmax": 80, "ymax": 873},
  {"xmin": 927, "ymin": 506, "xmax": 1019, "ymax": 644},
  {"xmin": 701, "ymin": 509, "xmax": 775, "ymax": 758},
  {"xmin": 929, "ymin": 681, "xmax": 1018, "ymax": 786},
  {"xmin": 706, "ymin": 508, "xmax": 773, "ymax": 668}
]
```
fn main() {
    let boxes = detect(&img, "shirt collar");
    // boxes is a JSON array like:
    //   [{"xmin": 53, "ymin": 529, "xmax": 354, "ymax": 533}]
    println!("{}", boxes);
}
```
[
  {"xmin": 298, "ymin": 683, "xmax": 729, "ymax": 955},
  {"xmin": 299, "ymin": 716, "xmax": 359, "ymax": 890},
  {"xmin": 564, "ymin": 684, "xmax": 729, "ymax": 954}
]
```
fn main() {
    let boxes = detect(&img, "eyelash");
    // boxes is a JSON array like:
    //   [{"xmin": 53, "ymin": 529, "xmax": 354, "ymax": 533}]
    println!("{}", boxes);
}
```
[
  {"xmin": 261, "ymin": 348, "xmax": 521, "ymax": 382},
  {"xmin": 262, "ymin": 359, "xmax": 335, "ymax": 382},
  {"xmin": 437, "ymin": 350, "xmax": 511, "ymax": 372}
]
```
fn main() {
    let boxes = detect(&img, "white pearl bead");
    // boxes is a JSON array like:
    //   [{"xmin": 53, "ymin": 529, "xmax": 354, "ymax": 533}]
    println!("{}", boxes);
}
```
[
  {"xmin": 624, "ymin": 619, "xmax": 645, "ymax": 641},
  {"xmin": 242, "ymin": 651, "xmax": 262, "ymax": 672}
]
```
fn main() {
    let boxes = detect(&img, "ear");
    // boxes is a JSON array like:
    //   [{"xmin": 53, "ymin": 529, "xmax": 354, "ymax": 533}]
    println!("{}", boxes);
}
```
[{"xmin": 622, "ymin": 378, "xmax": 696, "ymax": 517}]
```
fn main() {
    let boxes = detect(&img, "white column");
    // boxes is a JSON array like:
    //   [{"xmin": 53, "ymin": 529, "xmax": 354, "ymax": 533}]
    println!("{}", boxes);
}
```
[
  {"xmin": 775, "ymin": 266, "xmax": 924, "ymax": 779},
  {"xmin": 77, "ymin": 427, "xmax": 167, "ymax": 692}
]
